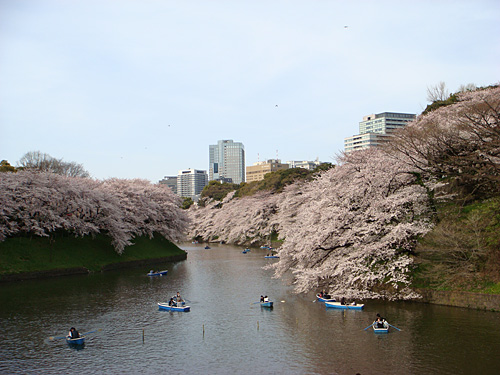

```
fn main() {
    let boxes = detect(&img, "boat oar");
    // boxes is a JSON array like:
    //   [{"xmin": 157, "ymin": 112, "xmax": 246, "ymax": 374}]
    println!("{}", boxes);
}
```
[
  {"xmin": 49, "ymin": 335, "xmax": 67, "ymax": 341},
  {"xmin": 388, "ymin": 323, "xmax": 401, "ymax": 331},
  {"xmin": 81, "ymin": 328, "xmax": 102, "ymax": 335},
  {"xmin": 363, "ymin": 322, "xmax": 375, "ymax": 331}
]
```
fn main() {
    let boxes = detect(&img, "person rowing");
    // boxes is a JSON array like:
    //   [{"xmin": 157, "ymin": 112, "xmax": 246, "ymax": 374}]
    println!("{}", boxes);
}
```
[
  {"xmin": 68, "ymin": 327, "xmax": 80, "ymax": 339},
  {"xmin": 375, "ymin": 313, "xmax": 386, "ymax": 328}
]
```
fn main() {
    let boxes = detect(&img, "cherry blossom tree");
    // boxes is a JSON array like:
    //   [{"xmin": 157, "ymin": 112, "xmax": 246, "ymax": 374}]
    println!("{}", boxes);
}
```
[
  {"xmin": 388, "ymin": 86, "xmax": 500, "ymax": 199},
  {"xmin": 268, "ymin": 149, "xmax": 433, "ymax": 300},
  {"xmin": 0, "ymin": 171, "xmax": 189, "ymax": 254},
  {"xmin": 189, "ymin": 191, "xmax": 279, "ymax": 245}
]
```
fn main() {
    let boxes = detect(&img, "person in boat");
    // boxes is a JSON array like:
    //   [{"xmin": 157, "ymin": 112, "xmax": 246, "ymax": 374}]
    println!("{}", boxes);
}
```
[
  {"xmin": 260, "ymin": 295, "xmax": 264, "ymax": 302},
  {"xmin": 263, "ymin": 296, "xmax": 269, "ymax": 303},
  {"xmin": 340, "ymin": 297, "xmax": 346, "ymax": 305},
  {"xmin": 375, "ymin": 314, "xmax": 386, "ymax": 328},
  {"xmin": 168, "ymin": 297, "xmax": 175, "ymax": 306},
  {"xmin": 175, "ymin": 291, "xmax": 184, "ymax": 305},
  {"xmin": 68, "ymin": 327, "xmax": 80, "ymax": 339}
]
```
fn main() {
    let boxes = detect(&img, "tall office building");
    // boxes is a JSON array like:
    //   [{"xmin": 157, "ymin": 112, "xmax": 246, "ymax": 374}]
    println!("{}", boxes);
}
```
[
  {"xmin": 209, "ymin": 140, "xmax": 245, "ymax": 184},
  {"xmin": 177, "ymin": 169, "xmax": 208, "ymax": 201},
  {"xmin": 344, "ymin": 112, "xmax": 416, "ymax": 154}
]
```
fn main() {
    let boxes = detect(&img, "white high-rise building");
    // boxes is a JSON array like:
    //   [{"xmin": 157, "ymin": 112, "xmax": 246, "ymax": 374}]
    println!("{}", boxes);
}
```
[
  {"xmin": 286, "ymin": 159, "xmax": 322, "ymax": 170},
  {"xmin": 177, "ymin": 169, "xmax": 208, "ymax": 201},
  {"xmin": 209, "ymin": 140, "xmax": 245, "ymax": 184},
  {"xmin": 344, "ymin": 112, "xmax": 416, "ymax": 154}
]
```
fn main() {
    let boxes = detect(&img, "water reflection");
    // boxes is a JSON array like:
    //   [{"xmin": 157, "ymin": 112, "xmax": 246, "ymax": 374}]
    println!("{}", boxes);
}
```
[{"xmin": 0, "ymin": 243, "xmax": 500, "ymax": 374}]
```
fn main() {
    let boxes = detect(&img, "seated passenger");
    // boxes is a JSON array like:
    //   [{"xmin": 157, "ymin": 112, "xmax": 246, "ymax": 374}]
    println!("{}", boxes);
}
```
[{"xmin": 176, "ymin": 292, "xmax": 184, "ymax": 302}]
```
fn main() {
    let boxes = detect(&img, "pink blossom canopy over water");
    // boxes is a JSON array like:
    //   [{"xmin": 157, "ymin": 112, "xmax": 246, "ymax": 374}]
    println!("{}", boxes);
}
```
[{"xmin": 189, "ymin": 148, "xmax": 433, "ymax": 299}]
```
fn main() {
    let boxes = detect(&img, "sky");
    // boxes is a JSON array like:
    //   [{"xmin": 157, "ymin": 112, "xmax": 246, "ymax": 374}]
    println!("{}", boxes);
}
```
[{"xmin": 1, "ymin": 0, "xmax": 499, "ymax": 182}]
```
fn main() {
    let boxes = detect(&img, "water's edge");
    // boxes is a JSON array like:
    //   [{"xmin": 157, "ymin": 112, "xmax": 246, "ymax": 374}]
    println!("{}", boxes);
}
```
[
  {"xmin": 0, "ymin": 253, "xmax": 187, "ymax": 282},
  {"xmin": 415, "ymin": 288, "xmax": 500, "ymax": 312}
]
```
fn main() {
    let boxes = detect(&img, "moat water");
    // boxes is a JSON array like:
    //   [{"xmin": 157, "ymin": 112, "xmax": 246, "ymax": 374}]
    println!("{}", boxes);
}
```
[{"xmin": 1, "ymin": 243, "xmax": 500, "ymax": 374}]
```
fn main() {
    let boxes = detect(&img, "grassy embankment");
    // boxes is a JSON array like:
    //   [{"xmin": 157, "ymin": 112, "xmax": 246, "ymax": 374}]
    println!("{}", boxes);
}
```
[
  {"xmin": 413, "ymin": 197, "xmax": 500, "ymax": 295},
  {"xmin": 0, "ymin": 233, "xmax": 186, "ymax": 279}
]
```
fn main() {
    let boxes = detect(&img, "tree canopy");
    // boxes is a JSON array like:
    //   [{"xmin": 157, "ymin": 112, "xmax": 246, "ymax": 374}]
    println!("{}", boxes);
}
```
[
  {"xmin": 0, "ymin": 172, "xmax": 189, "ymax": 253},
  {"xmin": 189, "ymin": 149, "xmax": 432, "ymax": 299},
  {"xmin": 17, "ymin": 151, "xmax": 90, "ymax": 178},
  {"xmin": 388, "ymin": 85, "xmax": 500, "ymax": 200},
  {"xmin": 0, "ymin": 160, "xmax": 16, "ymax": 173}
]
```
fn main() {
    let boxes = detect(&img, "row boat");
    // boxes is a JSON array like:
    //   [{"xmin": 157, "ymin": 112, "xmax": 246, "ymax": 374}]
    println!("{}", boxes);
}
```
[
  {"xmin": 66, "ymin": 336, "xmax": 85, "ymax": 345},
  {"xmin": 264, "ymin": 255, "xmax": 279, "ymax": 258},
  {"xmin": 158, "ymin": 303, "xmax": 190, "ymax": 312},
  {"xmin": 316, "ymin": 294, "xmax": 336, "ymax": 303},
  {"xmin": 147, "ymin": 270, "xmax": 168, "ymax": 276},
  {"xmin": 260, "ymin": 301, "xmax": 273, "ymax": 308},
  {"xmin": 372, "ymin": 321, "xmax": 390, "ymax": 333},
  {"xmin": 325, "ymin": 301, "xmax": 364, "ymax": 310}
]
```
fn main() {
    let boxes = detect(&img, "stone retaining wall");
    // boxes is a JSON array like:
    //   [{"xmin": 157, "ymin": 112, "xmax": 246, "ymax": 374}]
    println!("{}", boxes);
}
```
[{"xmin": 416, "ymin": 288, "xmax": 500, "ymax": 312}]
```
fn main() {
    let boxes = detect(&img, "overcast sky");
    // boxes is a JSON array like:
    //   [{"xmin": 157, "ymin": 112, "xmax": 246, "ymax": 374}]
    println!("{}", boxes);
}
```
[{"xmin": 1, "ymin": 0, "xmax": 499, "ymax": 182}]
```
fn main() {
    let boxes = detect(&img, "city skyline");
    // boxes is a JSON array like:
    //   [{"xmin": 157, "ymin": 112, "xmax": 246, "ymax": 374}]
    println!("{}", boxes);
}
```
[{"xmin": 1, "ymin": 1, "xmax": 499, "ymax": 182}]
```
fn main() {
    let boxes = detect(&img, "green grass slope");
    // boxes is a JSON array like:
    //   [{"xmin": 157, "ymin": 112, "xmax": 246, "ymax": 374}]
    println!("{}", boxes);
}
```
[{"xmin": 0, "ymin": 233, "xmax": 186, "ymax": 277}]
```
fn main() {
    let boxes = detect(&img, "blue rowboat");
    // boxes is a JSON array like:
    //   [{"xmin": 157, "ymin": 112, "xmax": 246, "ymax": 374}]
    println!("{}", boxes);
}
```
[
  {"xmin": 372, "ymin": 321, "xmax": 390, "ymax": 334},
  {"xmin": 204, "ymin": 246, "xmax": 211, "ymax": 249},
  {"xmin": 66, "ymin": 336, "xmax": 85, "ymax": 345},
  {"xmin": 242, "ymin": 249, "xmax": 250, "ymax": 253},
  {"xmin": 264, "ymin": 255, "xmax": 279, "ymax": 258},
  {"xmin": 316, "ymin": 294, "xmax": 336, "ymax": 303},
  {"xmin": 147, "ymin": 270, "xmax": 168, "ymax": 276},
  {"xmin": 158, "ymin": 303, "xmax": 190, "ymax": 312},
  {"xmin": 325, "ymin": 301, "xmax": 364, "ymax": 310},
  {"xmin": 260, "ymin": 301, "xmax": 273, "ymax": 308}
]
